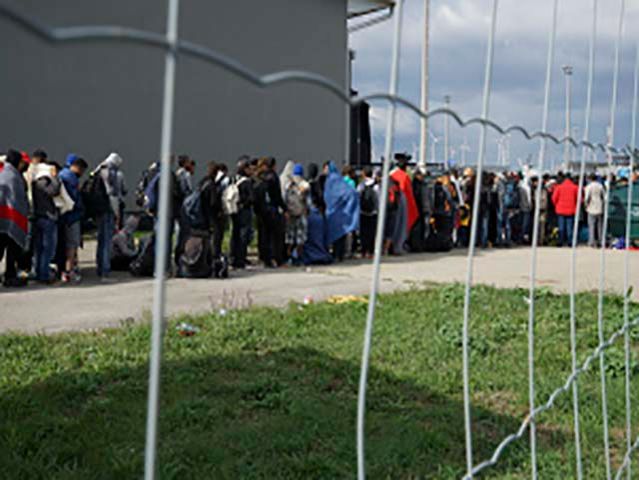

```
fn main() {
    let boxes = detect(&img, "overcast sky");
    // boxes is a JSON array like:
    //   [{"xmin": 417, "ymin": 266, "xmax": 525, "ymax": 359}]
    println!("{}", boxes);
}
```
[{"xmin": 349, "ymin": 0, "xmax": 639, "ymax": 170}]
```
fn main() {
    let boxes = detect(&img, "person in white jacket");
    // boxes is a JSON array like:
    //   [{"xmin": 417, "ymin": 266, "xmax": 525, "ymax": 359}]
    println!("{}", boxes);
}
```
[{"xmin": 584, "ymin": 173, "xmax": 605, "ymax": 248}]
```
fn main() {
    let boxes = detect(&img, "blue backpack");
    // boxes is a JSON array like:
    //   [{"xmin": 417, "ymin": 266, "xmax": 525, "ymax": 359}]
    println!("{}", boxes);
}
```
[
  {"xmin": 143, "ymin": 172, "xmax": 161, "ymax": 213},
  {"xmin": 182, "ymin": 181, "xmax": 210, "ymax": 229}
]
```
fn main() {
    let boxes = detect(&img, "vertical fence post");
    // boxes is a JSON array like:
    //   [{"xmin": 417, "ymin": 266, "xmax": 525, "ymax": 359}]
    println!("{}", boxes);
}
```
[
  {"xmin": 569, "ymin": 1, "xmax": 597, "ymax": 477},
  {"xmin": 144, "ymin": 0, "xmax": 180, "ymax": 479},
  {"xmin": 598, "ymin": 2, "xmax": 625, "ymax": 479},
  {"xmin": 356, "ymin": 1, "xmax": 404, "ymax": 479},
  {"xmin": 623, "ymin": 31, "xmax": 639, "ymax": 480},
  {"xmin": 527, "ymin": 2, "xmax": 559, "ymax": 478},
  {"xmin": 461, "ymin": 1, "xmax": 499, "ymax": 477}
]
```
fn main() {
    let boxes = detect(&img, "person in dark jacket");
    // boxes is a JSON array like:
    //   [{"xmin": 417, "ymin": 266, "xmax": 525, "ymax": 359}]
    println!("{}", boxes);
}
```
[
  {"xmin": 409, "ymin": 168, "xmax": 431, "ymax": 252},
  {"xmin": 174, "ymin": 154, "xmax": 195, "ymax": 269},
  {"xmin": 230, "ymin": 157, "xmax": 253, "ymax": 269},
  {"xmin": 58, "ymin": 155, "xmax": 88, "ymax": 282},
  {"xmin": 358, "ymin": 166, "xmax": 378, "ymax": 258},
  {"xmin": 254, "ymin": 157, "xmax": 287, "ymax": 268},
  {"xmin": 32, "ymin": 160, "xmax": 61, "ymax": 283}
]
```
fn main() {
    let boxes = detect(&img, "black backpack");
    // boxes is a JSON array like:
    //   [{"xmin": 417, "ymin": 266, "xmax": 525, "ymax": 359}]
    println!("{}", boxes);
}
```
[
  {"xmin": 179, "ymin": 234, "xmax": 213, "ymax": 278},
  {"xmin": 360, "ymin": 184, "xmax": 377, "ymax": 215},
  {"xmin": 81, "ymin": 171, "xmax": 110, "ymax": 219},
  {"xmin": 129, "ymin": 235, "xmax": 156, "ymax": 277},
  {"xmin": 432, "ymin": 183, "xmax": 449, "ymax": 215}
]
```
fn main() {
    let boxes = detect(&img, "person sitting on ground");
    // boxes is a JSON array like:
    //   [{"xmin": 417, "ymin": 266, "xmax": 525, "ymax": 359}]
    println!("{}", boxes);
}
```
[
  {"xmin": 111, "ymin": 215, "xmax": 140, "ymax": 271},
  {"xmin": 59, "ymin": 155, "xmax": 88, "ymax": 283},
  {"xmin": 283, "ymin": 163, "xmax": 310, "ymax": 266},
  {"xmin": 0, "ymin": 150, "xmax": 30, "ymax": 287}
]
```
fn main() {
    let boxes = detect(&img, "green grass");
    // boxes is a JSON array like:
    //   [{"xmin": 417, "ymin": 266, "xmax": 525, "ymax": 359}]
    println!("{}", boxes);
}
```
[{"xmin": 1, "ymin": 284, "xmax": 639, "ymax": 479}]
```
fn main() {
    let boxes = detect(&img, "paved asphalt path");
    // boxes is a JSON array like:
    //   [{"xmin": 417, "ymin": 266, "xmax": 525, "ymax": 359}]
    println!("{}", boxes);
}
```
[{"xmin": 1, "ymin": 244, "xmax": 638, "ymax": 334}]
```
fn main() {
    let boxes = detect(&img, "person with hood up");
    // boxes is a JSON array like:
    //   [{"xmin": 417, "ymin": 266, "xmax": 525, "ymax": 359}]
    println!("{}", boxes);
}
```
[
  {"xmin": 324, "ymin": 162, "xmax": 359, "ymax": 262},
  {"xmin": 0, "ymin": 150, "xmax": 30, "ymax": 287},
  {"xmin": 111, "ymin": 215, "xmax": 140, "ymax": 271},
  {"xmin": 95, "ymin": 152, "xmax": 127, "ymax": 280},
  {"xmin": 59, "ymin": 154, "xmax": 88, "ymax": 282},
  {"xmin": 552, "ymin": 172, "xmax": 579, "ymax": 247},
  {"xmin": 302, "ymin": 163, "xmax": 332, "ymax": 265}
]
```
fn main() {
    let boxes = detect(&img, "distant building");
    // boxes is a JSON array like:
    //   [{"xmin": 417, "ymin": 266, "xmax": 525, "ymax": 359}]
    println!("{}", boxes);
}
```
[{"xmin": 1, "ymin": 0, "xmax": 390, "ymax": 190}]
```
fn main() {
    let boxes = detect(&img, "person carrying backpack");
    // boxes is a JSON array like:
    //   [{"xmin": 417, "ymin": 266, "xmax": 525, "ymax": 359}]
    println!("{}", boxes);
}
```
[
  {"xmin": 92, "ymin": 152, "xmax": 126, "ymax": 281},
  {"xmin": 358, "ymin": 166, "xmax": 378, "ymax": 258},
  {"xmin": 228, "ymin": 157, "xmax": 253, "ymax": 269},
  {"xmin": 177, "ymin": 162, "xmax": 222, "ymax": 277},
  {"xmin": 500, "ymin": 173, "xmax": 521, "ymax": 246},
  {"xmin": 283, "ymin": 163, "xmax": 310, "ymax": 265}
]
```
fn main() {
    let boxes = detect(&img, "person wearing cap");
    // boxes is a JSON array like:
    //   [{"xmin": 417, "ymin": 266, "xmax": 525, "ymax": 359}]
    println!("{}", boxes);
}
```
[
  {"xmin": 59, "ymin": 154, "xmax": 89, "ymax": 282},
  {"xmin": 283, "ymin": 163, "xmax": 310, "ymax": 265}
]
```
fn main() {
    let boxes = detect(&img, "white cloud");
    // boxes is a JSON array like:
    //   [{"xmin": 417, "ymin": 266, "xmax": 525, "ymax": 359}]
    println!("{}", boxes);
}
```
[{"xmin": 349, "ymin": 0, "xmax": 639, "ymax": 166}]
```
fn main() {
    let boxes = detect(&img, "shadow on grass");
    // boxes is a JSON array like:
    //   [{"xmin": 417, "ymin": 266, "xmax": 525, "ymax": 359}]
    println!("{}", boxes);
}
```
[{"xmin": 0, "ymin": 346, "xmax": 565, "ymax": 479}]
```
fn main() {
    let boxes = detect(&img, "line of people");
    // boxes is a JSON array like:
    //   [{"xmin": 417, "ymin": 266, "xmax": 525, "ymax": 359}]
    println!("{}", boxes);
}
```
[{"xmin": 0, "ymin": 147, "xmax": 635, "ymax": 288}]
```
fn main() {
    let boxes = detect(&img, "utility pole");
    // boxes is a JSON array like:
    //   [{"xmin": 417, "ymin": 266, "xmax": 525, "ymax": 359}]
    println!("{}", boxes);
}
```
[
  {"xmin": 460, "ymin": 137, "xmax": 470, "ymax": 166},
  {"xmin": 444, "ymin": 95, "xmax": 451, "ymax": 170},
  {"xmin": 562, "ymin": 65, "xmax": 573, "ymax": 172},
  {"xmin": 418, "ymin": 0, "xmax": 430, "ymax": 169}
]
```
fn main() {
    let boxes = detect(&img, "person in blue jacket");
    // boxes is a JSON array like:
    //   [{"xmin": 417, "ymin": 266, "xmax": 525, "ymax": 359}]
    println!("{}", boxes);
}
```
[{"xmin": 59, "ymin": 154, "xmax": 88, "ymax": 282}]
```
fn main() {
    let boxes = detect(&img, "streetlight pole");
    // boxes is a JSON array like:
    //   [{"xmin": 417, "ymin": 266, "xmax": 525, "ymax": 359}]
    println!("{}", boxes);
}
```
[
  {"xmin": 444, "ymin": 94, "xmax": 451, "ymax": 170},
  {"xmin": 563, "ymin": 65, "xmax": 573, "ymax": 172},
  {"xmin": 419, "ymin": 0, "xmax": 430, "ymax": 169}
]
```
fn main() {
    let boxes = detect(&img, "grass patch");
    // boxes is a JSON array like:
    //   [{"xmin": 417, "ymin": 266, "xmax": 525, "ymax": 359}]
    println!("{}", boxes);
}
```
[{"xmin": 1, "ymin": 284, "xmax": 638, "ymax": 478}]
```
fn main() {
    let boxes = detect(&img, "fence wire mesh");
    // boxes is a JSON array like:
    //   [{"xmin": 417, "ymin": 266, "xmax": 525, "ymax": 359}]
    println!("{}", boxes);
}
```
[{"xmin": 2, "ymin": 0, "xmax": 639, "ymax": 478}]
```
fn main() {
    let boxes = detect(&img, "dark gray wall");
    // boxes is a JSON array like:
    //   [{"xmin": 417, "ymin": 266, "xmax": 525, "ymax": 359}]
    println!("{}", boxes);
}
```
[{"xmin": 1, "ymin": 0, "xmax": 347, "ymax": 191}]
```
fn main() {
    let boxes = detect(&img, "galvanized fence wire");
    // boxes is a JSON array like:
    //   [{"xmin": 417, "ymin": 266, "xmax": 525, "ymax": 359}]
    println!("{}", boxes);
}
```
[
  {"xmin": 624, "ymin": 28, "xmax": 639, "ymax": 480},
  {"xmin": 356, "ymin": 0, "xmax": 405, "ymax": 478},
  {"xmin": 568, "ymin": 2, "xmax": 598, "ymax": 477},
  {"xmin": 143, "ymin": 0, "xmax": 179, "ymax": 479},
  {"xmin": 598, "ymin": 2, "xmax": 626, "ymax": 478},
  {"xmin": 2, "ymin": 1, "xmax": 639, "ymax": 479},
  {"xmin": 526, "ymin": 1, "xmax": 558, "ymax": 477},
  {"xmin": 466, "ymin": 313, "xmax": 639, "ymax": 479},
  {"xmin": 460, "ymin": 1, "xmax": 499, "ymax": 475}
]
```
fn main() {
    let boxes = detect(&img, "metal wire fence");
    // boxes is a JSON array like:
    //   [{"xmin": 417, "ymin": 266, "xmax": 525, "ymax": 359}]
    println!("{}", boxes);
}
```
[{"xmin": 2, "ymin": 0, "xmax": 639, "ymax": 478}]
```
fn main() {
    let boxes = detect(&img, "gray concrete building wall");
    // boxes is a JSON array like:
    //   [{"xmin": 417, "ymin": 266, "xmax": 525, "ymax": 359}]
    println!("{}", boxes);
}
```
[{"xmin": 0, "ymin": 0, "xmax": 347, "ymax": 190}]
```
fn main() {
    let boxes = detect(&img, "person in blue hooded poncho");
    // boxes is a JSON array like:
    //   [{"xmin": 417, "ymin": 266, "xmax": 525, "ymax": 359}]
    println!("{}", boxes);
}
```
[
  {"xmin": 324, "ymin": 162, "xmax": 359, "ymax": 261},
  {"xmin": 302, "ymin": 163, "xmax": 332, "ymax": 265}
]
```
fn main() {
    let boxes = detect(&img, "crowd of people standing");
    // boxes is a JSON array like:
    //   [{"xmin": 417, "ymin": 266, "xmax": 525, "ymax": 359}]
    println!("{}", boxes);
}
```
[{"xmin": 0, "ymin": 148, "xmax": 635, "ymax": 288}]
